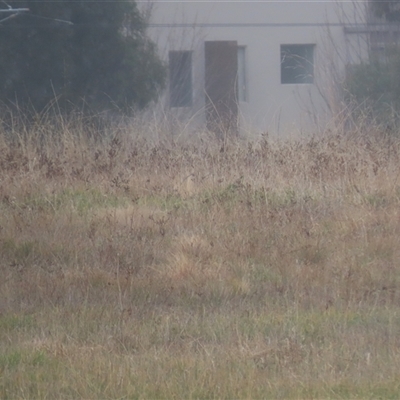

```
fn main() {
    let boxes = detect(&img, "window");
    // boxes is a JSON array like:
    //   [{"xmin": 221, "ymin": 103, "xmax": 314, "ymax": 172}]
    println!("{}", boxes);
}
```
[
  {"xmin": 281, "ymin": 44, "xmax": 315, "ymax": 84},
  {"xmin": 169, "ymin": 51, "xmax": 192, "ymax": 107},
  {"xmin": 237, "ymin": 46, "xmax": 247, "ymax": 102}
]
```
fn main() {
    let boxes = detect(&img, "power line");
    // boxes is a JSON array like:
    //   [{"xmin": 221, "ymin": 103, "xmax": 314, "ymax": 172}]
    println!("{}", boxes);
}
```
[
  {"xmin": 0, "ymin": 1, "xmax": 29, "ymax": 24},
  {"xmin": 147, "ymin": 22, "xmax": 390, "ymax": 28},
  {"xmin": 0, "ymin": 2, "xmax": 72, "ymax": 25},
  {"xmin": 0, "ymin": 8, "xmax": 29, "ymax": 13}
]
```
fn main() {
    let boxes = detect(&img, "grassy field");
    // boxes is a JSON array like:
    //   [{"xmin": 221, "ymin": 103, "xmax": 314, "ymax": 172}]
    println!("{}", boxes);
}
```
[{"xmin": 1, "ymin": 117, "xmax": 400, "ymax": 398}]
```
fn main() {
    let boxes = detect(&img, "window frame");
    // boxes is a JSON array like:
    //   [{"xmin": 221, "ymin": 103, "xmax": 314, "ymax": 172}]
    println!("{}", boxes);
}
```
[{"xmin": 237, "ymin": 46, "xmax": 247, "ymax": 102}]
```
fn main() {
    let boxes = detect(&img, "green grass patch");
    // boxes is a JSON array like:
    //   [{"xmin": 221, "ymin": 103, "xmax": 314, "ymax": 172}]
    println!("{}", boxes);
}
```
[
  {"xmin": 0, "ymin": 314, "xmax": 36, "ymax": 334},
  {"xmin": 15, "ymin": 188, "xmax": 127, "ymax": 215}
]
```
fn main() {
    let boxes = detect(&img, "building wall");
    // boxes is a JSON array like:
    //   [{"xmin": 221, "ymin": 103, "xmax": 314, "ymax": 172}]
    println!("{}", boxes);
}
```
[{"xmin": 141, "ymin": 0, "xmax": 369, "ymax": 136}]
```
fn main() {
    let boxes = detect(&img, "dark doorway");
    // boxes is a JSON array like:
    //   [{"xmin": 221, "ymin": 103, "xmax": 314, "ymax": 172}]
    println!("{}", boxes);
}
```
[{"xmin": 205, "ymin": 41, "xmax": 238, "ymax": 136}]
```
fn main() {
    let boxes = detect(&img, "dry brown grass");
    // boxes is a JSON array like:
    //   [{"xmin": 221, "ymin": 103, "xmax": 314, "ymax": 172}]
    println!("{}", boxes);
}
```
[{"xmin": 1, "ymin": 115, "xmax": 400, "ymax": 398}]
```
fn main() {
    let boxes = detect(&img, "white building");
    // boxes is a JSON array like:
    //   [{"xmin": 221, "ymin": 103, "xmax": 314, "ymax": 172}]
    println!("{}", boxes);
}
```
[{"xmin": 142, "ymin": 0, "xmax": 370, "ymax": 136}]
